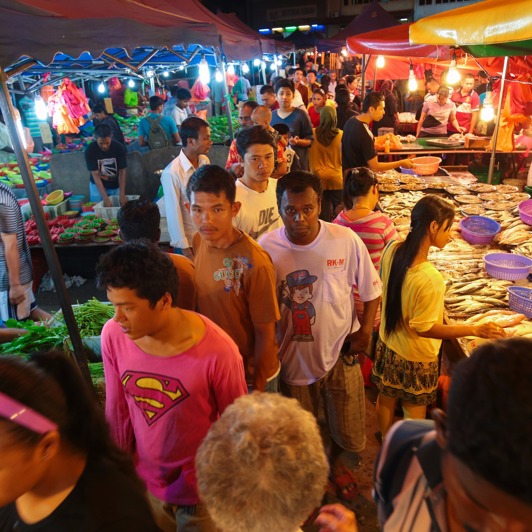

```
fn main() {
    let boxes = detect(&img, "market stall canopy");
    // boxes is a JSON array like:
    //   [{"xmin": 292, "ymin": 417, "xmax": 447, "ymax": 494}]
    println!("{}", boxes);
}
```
[
  {"xmin": 1, "ymin": 0, "xmax": 263, "ymax": 61},
  {"xmin": 216, "ymin": 10, "xmax": 294, "ymax": 55},
  {"xmin": 409, "ymin": 0, "xmax": 532, "ymax": 57},
  {"xmin": 347, "ymin": 24, "xmax": 449, "ymax": 59},
  {"xmin": 320, "ymin": 0, "xmax": 399, "ymax": 52}
]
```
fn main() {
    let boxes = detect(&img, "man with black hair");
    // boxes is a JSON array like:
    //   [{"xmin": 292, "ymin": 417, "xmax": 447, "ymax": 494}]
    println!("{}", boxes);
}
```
[
  {"xmin": 160, "ymin": 116, "xmax": 212, "ymax": 258},
  {"xmin": 225, "ymin": 100, "xmax": 260, "ymax": 179},
  {"xmin": 97, "ymin": 241, "xmax": 247, "ymax": 532},
  {"xmin": 270, "ymin": 79, "xmax": 313, "ymax": 170},
  {"xmin": 233, "ymin": 126, "xmax": 283, "ymax": 239},
  {"xmin": 375, "ymin": 337, "xmax": 532, "ymax": 531},
  {"xmin": 84, "ymin": 123, "xmax": 127, "ymax": 206},
  {"xmin": 259, "ymin": 84, "xmax": 279, "ymax": 111},
  {"xmin": 170, "ymin": 88, "xmax": 192, "ymax": 131},
  {"xmin": 342, "ymin": 92, "xmax": 413, "ymax": 173},
  {"xmin": 138, "ymin": 95, "xmax": 181, "ymax": 149},
  {"xmin": 185, "ymin": 165, "xmax": 280, "ymax": 392},
  {"xmin": 117, "ymin": 199, "xmax": 196, "ymax": 310},
  {"xmin": 259, "ymin": 170, "xmax": 382, "ymax": 502},
  {"xmin": 91, "ymin": 104, "xmax": 125, "ymax": 145}
]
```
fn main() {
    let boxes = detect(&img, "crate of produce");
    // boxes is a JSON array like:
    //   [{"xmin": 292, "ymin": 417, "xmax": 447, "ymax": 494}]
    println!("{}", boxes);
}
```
[
  {"xmin": 484, "ymin": 252, "xmax": 532, "ymax": 281},
  {"xmin": 459, "ymin": 216, "xmax": 500, "ymax": 246},
  {"xmin": 508, "ymin": 286, "xmax": 532, "ymax": 318},
  {"xmin": 93, "ymin": 195, "xmax": 139, "ymax": 220},
  {"xmin": 43, "ymin": 199, "xmax": 68, "ymax": 220}
]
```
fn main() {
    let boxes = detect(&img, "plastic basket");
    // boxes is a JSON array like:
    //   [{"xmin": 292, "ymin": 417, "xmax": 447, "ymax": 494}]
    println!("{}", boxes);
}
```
[
  {"xmin": 518, "ymin": 199, "xmax": 532, "ymax": 226},
  {"xmin": 93, "ymin": 195, "xmax": 139, "ymax": 220},
  {"xmin": 459, "ymin": 216, "xmax": 500, "ymax": 246},
  {"xmin": 484, "ymin": 252, "xmax": 532, "ymax": 281},
  {"xmin": 508, "ymin": 286, "xmax": 532, "ymax": 318},
  {"xmin": 411, "ymin": 156, "xmax": 442, "ymax": 176}
]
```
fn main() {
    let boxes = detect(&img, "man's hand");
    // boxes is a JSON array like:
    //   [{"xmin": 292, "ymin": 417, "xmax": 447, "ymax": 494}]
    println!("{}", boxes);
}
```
[
  {"xmin": 345, "ymin": 330, "xmax": 371, "ymax": 355},
  {"xmin": 119, "ymin": 193, "xmax": 127, "ymax": 206},
  {"xmin": 103, "ymin": 197, "xmax": 113, "ymax": 208},
  {"xmin": 9, "ymin": 284, "xmax": 25, "ymax": 306},
  {"xmin": 289, "ymin": 136, "xmax": 300, "ymax": 146},
  {"xmin": 230, "ymin": 162, "xmax": 244, "ymax": 178},
  {"xmin": 98, "ymin": 173, "xmax": 110, "ymax": 181},
  {"xmin": 314, "ymin": 504, "xmax": 358, "ymax": 532},
  {"xmin": 401, "ymin": 159, "xmax": 414, "ymax": 169}
]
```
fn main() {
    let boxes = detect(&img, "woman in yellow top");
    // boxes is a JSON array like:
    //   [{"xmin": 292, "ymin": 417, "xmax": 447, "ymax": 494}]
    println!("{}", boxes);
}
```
[
  {"xmin": 373, "ymin": 195, "xmax": 506, "ymax": 438},
  {"xmin": 309, "ymin": 106, "xmax": 343, "ymax": 222}
]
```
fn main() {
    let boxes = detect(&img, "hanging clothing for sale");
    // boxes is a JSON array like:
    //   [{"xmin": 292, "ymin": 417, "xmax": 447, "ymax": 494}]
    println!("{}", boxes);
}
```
[{"xmin": 47, "ymin": 78, "xmax": 91, "ymax": 134}]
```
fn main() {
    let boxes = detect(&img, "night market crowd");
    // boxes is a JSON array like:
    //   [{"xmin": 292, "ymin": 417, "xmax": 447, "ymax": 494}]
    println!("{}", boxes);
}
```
[{"xmin": 1, "ymin": 67, "xmax": 531, "ymax": 532}]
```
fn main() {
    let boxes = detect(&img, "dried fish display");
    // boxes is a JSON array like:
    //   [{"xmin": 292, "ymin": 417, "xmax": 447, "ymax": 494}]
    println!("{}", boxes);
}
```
[
  {"xmin": 468, "ymin": 183, "xmax": 496, "ymax": 193},
  {"xmin": 494, "ymin": 184, "xmax": 519, "ymax": 194}
]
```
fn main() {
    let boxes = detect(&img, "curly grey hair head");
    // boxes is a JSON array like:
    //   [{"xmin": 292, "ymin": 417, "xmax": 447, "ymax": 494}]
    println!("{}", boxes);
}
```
[{"xmin": 196, "ymin": 392, "xmax": 329, "ymax": 532}]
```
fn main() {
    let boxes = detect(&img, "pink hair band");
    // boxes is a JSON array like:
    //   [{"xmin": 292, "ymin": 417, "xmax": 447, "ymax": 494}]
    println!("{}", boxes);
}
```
[{"xmin": 0, "ymin": 391, "xmax": 58, "ymax": 434}]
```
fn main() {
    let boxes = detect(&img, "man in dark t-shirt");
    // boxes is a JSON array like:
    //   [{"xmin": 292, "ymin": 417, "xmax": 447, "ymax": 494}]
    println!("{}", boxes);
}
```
[
  {"xmin": 85, "ymin": 123, "xmax": 127, "ymax": 207},
  {"xmin": 342, "ymin": 92, "xmax": 412, "ymax": 173}
]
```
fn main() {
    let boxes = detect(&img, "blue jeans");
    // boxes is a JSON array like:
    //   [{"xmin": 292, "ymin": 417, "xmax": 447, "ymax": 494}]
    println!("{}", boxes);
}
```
[{"xmin": 89, "ymin": 182, "xmax": 120, "ymax": 203}]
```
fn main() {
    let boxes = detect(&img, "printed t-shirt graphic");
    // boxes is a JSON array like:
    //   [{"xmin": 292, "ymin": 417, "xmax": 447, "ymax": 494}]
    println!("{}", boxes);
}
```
[
  {"xmin": 213, "ymin": 256, "xmax": 251, "ymax": 296},
  {"xmin": 280, "ymin": 269, "xmax": 318, "ymax": 342},
  {"xmin": 98, "ymin": 157, "xmax": 119, "ymax": 179},
  {"xmin": 122, "ymin": 370, "xmax": 190, "ymax": 425}
]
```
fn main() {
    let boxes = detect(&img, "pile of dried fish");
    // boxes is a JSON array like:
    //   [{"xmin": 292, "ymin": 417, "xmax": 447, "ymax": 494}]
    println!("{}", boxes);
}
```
[
  {"xmin": 496, "ymin": 220, "xmax": 532, "ymax": 246},
  {"xmin": 444, "ymin": 278, "xmax": 512, "ymax": 318}
]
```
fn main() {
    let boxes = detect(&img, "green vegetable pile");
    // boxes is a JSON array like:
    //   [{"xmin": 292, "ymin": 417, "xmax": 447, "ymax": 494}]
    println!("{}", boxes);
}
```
[
  {"xmin": 207, "ymin": 112, "xmax": 239, "ymax": 144},
  {"xmin": 0, "ymin": 298, "xmax": 114, "ymax": 356},
  {"xmin": 0, "ymin": 319, "xmax": 67, "ymax": 354},
  {"xmin": 52, "ymin": 298, "xmax": 115, "ymax": 337}
]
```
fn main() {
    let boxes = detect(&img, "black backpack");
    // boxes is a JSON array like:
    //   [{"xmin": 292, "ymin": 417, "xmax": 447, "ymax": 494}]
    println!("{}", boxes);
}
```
[{"xmin": 146, "ymin": 115, "xmax": 168, "ymax": 150}]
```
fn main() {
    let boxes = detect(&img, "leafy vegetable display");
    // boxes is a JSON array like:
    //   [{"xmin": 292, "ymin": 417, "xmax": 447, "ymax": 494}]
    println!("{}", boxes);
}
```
[
  {"xmin": 207, "ymin": 112, "xmax": 239, "ymax": 144},
  {"xmin": 52, "ymin": 298, "xmax": 115, "ymax": 337},
  {"xmin": 0, "ymin": 298, "xmax": 114, "ymax": 355},
  {"xmin": 0, "ymin": 319, "xmax": 67, "ymax": 354}
]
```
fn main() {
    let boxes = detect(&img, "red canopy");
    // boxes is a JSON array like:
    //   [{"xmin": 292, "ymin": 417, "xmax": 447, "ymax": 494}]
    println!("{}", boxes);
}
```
[
  {"xmin": 3, "ymin": 0, "xmax": 263, "ymax": 61},
  {"xmin": 347, "ymin": 24, "xmax": 449, "ymax": 59}
]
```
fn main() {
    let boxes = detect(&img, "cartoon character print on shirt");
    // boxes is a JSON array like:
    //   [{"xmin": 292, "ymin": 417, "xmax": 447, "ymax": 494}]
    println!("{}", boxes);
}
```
[
  {"xmin": 213, "ymin": 256, "xmax": 251, "ymax": 296},
  {"xmin": 280, "ymin": 269, "xmax": 318, "ymax": 342},
  {"xmin": 122, "ymin": 371, "xmax": 190, "ymax": 425},
  {"xmin": 98, "ymin": 157, "xmax": 118, "ymax": 179}
]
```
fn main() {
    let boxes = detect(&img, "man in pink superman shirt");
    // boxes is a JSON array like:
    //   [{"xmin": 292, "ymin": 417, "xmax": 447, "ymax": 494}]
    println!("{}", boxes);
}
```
[{"xmin": 96, "ymin": 240, "xmax": 247, "ymax": 532}]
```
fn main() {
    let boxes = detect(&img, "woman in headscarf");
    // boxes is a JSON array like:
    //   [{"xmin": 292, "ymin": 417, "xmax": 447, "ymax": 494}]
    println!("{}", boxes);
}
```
[
  {"xmin": 309, "ymin": 106, "xmax": 343, "ymax": 221},
  {"xmin": 372, "ymin": 79, "xmax": 399, "ymax": 136}
]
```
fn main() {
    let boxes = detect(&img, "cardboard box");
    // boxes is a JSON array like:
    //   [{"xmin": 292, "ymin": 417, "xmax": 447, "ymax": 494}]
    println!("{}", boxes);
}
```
[
  {"xmin": 464, "ymin": 136, "xmax": 490, "ymax": 149},
  {"xmin": 93, "ymin": 195, "xmax": 139, "ymax": 220}
]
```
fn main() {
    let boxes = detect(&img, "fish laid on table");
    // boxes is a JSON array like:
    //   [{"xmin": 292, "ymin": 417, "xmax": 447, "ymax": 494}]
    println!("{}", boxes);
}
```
[{"xmin": 464, "ymin": 309, "xmax": 526, "ymax": 328}]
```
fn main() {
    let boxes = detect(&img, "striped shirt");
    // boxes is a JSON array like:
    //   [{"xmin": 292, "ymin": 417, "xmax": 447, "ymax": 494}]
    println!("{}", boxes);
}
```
[
  {"xmin": 333, "ymin": 210, "xmax": 397, "ymax": 271},
  {"xmin": 0, "ymin": 183, "xmax": 32, "ymax": 291}
]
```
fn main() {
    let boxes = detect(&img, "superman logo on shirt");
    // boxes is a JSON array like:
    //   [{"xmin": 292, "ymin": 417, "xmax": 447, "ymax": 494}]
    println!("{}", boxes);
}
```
[{"xmin": 122, "ymin": 370, "xmax": 190, "ymax": 425}]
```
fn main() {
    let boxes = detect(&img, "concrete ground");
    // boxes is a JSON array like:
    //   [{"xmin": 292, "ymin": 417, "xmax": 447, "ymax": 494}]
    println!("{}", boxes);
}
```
[{"xmin": 37, "ymin": 278, "xmax": 381, "ymax": 531}]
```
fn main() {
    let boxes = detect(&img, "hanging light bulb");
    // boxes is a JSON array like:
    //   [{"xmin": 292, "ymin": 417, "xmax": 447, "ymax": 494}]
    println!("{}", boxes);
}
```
[
  {"xmin": 270, "ymin": 63, "xmax": 277, "ymax": 71},
  {"xmin": 227, "ymin": 64, "xmax": 235, "ymax": 76},
  {"xmin": 162, "ymin": 70, "xmax": 169, "ymax": 78},
  {"xmin": 214, "ymin": 68, "xmax": 223, "ymax": 83},
  {"xmin": 480, "ymin": 90, "xmax": 495, "ymax": 122},
  {"xmin": 34, "ymin": 95, "xmax": 48, "ymax": 120},
  {"xmin": 253, "ymin": 58, "xmax": 261, "ymax": 67},
  {"xmin": 146, "ymin": 69, "xmax": 155, "ymax": 78},
  {"xmin": 97, "ymin": 82, "xmax": 106, "ymax": 94},
  {"xmin": 447, "ymin": 52, "xmax": 461, "ymax": 85},
  {"xmin": 242, "ymin": 63, "xmax": 250, "ymax": 74},
  {"xmin": 260, "ymin": 61, "xmax": 266, "ymax": 69},
  {"xmin": 341, "ymin": 47, "xmax": 348, "ymax": 57},
  {"xmin": 376, "ymin": 55, "xmax": 385, "ymax": 68},
  {"xmin": 128, "ymin": 79, "xmax": 135, "ymax": 88},
  {"xmin": 199, "ymin": 57, "xmax": 210, "ymax": 84},
  {"xmin": 408, "ymin": 62, "xmax": 417, "ymax": 92}
]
